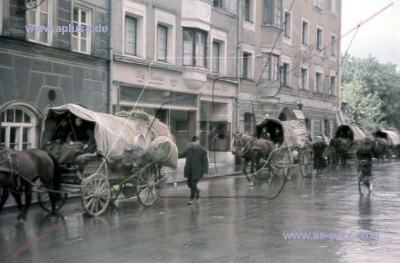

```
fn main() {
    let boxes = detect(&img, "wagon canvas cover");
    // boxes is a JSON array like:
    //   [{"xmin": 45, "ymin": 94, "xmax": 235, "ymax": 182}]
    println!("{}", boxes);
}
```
[
  {"xmin": 42, "ymin": 104, "xmax": 177, "ymax": 166},
  {"xmin": 376, "ymin": 129, "xmax": 400, "ymax": 146}
]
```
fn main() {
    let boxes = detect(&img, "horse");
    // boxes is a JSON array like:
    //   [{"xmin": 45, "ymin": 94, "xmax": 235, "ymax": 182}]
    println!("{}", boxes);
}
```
[
  {"xmin": 372, "ymin": 137, "xmax": 388, "ymax": 162},
  {"xmin": 232, "ymin": 133, "xmax": 275, "ymax": 183},
  {"xmin": 331, "ymin": 137, "xmax": 352, "ymax": 169},
  {"xmin": 0, "ymin": 147, "xmax": 60, "ymax": 221}
]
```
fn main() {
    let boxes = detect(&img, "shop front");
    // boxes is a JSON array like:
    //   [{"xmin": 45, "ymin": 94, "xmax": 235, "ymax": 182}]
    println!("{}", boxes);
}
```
[{"xmin": 116, "ymin": 86, "xmax": 198, "ymax": 153}]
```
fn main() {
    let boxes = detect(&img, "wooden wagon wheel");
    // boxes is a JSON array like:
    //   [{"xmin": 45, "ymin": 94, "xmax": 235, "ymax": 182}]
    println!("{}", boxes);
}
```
[
  {"xmin": 36, "ymin": 181, "xmax": 68, "ymax": 214},
  {"xmin": 136, "ymin": 164, "xmax": 166, "ymax": 207},
  {"xmin": 81, "ymin": 158, "xmax": 110, "ymax": 216},
  {"xmin": 300, "ymin": 149, "xmax": 313, "ymax": 177},
  {"xmin": 264, "ymin": 147, "xmax": 292, "ymax": 199},
  {"xmin": 270, "ymin": 146, "xmax": 292, "ymax": 179}
]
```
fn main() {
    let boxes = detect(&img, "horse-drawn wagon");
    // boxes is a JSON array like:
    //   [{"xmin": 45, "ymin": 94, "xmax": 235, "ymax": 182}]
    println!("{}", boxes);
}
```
[
  {"xmin": 372, "ymin": 129, "xmax": 400, "ymax": 159},
  {"xmin": 233, "ymin": 116, "xmax": 312, "ymax": 198},
  {"xmin": 37, "ymin": 104, "xmax": 178, "ymax": 216},
  {"xmin": 255, "ymin": 117, "xmax": 313, "ymax": 177},
  {"xmin": 332, "ymin": 123, "xmax": 371, "ymax": 167}
]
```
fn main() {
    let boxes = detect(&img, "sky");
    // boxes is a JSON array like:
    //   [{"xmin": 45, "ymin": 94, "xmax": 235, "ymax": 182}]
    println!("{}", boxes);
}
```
[{"xmin": 341, "ymin": 0, "xmax": 400, "ymax": 67}]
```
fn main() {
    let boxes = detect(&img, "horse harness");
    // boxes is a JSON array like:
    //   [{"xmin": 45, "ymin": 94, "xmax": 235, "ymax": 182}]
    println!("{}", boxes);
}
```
[{"xmin": 0, "ymin": 147, "xmax": 23, "ymax": 192}]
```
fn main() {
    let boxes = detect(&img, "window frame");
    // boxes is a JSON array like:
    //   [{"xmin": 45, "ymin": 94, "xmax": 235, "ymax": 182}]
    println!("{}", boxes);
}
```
[
  {"xmin": 283, "ymin": 11, "xmax": 292, "ymax": 39},
  {"xmin": 0, "ymin": 107, "xmax": 37, "ymax": 150},
  {"xmin": 212, "ymin": 41, "xmax": 221, "ymax": 73},
  {"xmin": 314, "ymin": 71, "xmax": 323, "ymax": 93},
  {"xmin": 263, "ymin": 0, "xmax": 282, "ymax": 26},
  {"xmin": 313, "ymin": 0, "xmax": 323, "ymax": 10},
  {"xmin": 330, "ymin": 34, "xmax": 337, "ymax": 57},
  {"xmin": 300, "ymin": 66, "xmax": 309, "ymax": 90},
  {"xmin": 71, "ymin": 5, "xmax": 92, "ymax": 54},
  {"xmin": 26, "ymin": 0, "xmax": 53, "ymax": 45},
  {"xmin": 244, "ymin": 0, "xmax": 253, "ymax": 22},
  {"xmin": 213, "ymin": 0, "xmax": 223, "ymax": 8},
  {"xmin": 261, "ymin": 53, "xmax": 280, "ymax": 82},
  {"xmin": 316, "ymin": 26, "xmax": 323, "ymax": 51},
  {"xmin": 182, "ymin": 28, "xmax": 208, "ymax": 68},
  {"xmin": 157, "ymin": 24, "xmax": 168, "ymax": 61},
  {"xmin": 330, "ymin": 74, "xmax": 336, "ymax": 96},
  {"xmin": 124, "ymin": 15, "xmax": 138, "ymax": 56},
  {"xmin": 242, "ymin": 51, "xmax": 252, "ymax": 79},
  {"xmin": 281, "ymin": 62, "xmax": 290, "ymax": 86},
  {"xmin": 301, "ymin": 19, "xmax": 309, "ymax": 46}
]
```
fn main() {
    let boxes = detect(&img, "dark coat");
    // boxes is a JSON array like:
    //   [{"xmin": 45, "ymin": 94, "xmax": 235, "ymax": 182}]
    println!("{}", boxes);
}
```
[
  {"xmin": 313, "ymin": 141, "xmax": 327, "ymax": 170},
  {"xmin": 178, "ymin": 143, "xmax": 209, "ymax": 180}
]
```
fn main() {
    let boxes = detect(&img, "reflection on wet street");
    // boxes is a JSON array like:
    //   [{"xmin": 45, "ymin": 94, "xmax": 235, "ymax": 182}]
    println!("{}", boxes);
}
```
[{"xmin": 1, "ymin": 162, "xmax": 400, "ymax": 263}]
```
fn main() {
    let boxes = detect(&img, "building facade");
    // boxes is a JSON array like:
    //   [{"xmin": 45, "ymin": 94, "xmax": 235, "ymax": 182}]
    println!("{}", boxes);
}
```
[
  {"xmin": 0, "ymin": 0, "xmax": 342, "ymax": 153},
  {"xmin": 237, "ymin": 0, "xmax": 341, "ymax": 140},
  {"xmin": 0, "ymin": 0, "xmax": 110, "ymax": 149},
  {"xmin": 111, "ymin": 0, "xmax": 239, "ymax": 154}
]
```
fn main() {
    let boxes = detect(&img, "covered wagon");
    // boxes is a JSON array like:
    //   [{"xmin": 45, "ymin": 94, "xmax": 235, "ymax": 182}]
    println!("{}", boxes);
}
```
[
  {"xmin": 40, "ymin": 104, "xmax": 178, "ymax": 216},
  {"xmin": 373, "ymin": 128, "xmax": 400, "ymax": 159},
  {"xmin": 255, "ymin": 117, "xmax": 313, "ymax": 177},
  {"xmin": 333, "ymin": 123, "xmax": 371, "ymax": 165}
]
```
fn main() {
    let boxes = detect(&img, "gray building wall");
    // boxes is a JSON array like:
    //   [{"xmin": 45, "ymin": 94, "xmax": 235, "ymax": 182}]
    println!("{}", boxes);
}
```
[{"xmin": 0, "ymin": 0, "xmax": 110, "ymax": 114}]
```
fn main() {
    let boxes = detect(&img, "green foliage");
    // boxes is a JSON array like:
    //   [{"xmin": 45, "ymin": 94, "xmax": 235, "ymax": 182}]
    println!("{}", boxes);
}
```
[
  {"xmin": 341, "ymin": 55, "xmax": 400, "ymax": 130},
  {"xmin": 342, "ymin": 79, "xmax": 383, "ymax": 130}
]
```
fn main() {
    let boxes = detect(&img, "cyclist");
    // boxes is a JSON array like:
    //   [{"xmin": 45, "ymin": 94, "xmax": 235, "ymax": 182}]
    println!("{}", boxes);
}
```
[{"xmin": 356, "ymin": 138, "xmax": 374, "ymax": 195}]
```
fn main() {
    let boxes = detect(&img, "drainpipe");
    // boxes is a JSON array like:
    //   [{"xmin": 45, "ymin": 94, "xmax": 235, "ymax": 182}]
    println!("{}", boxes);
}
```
[
  {"xmin": 235, "ymin": 0, "xmax": 241, "ymax": 134},
  {"xmin": 108, "ymin": 0, "xmax": 113, "ymax": 113}
]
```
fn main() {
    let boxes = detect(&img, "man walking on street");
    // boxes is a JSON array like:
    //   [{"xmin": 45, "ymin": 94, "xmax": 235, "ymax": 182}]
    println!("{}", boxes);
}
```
[{"xmin": 179, "ymin": 136, "xmax": 209, "ymax": 205}]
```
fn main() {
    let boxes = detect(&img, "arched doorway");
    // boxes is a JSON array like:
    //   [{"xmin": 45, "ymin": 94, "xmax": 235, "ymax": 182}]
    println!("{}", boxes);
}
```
[
  {"xmin": 278, "ymin": 107, "xmax": 297, "ymax": 121},
  {"xmin": 0, "ymin": 104, "xmax": 39, "ymax": 150}
]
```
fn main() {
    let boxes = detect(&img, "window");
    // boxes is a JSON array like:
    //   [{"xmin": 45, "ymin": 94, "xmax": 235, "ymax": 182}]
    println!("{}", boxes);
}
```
[
  {"xmin": 26, "ymin": 0, "xmax": 52, "ymax": 44},
  {"xmin": 242, "ymin": 52, "xmax": 252, "ymax": 79},
  {"xmin": 244, "ymin": 113, "xmax": 255, "ymax": 135},
  {"xmin": 183, "ymin": 28, "xmax": 207, "ymax": 68},
  {"xmin": 300, "ymin": 67, "xmax": 308, "ymax": 90},
  {"xmin": 324, "ymin": 119, "xmax": 330, "ymax": 136},
  {"xmin": 72, "ymin": 6, "xmax": 91, "ymax": 54},
  {"xmin": 244, "ymin": 0, "xmax": 253, "ymax": 22},
  {"xmin": 316, "ymin": 28, "xmax": 323, "ymax": 51},
  {"xmin": 302, "ymin": 20, "xmax": 309, "ymax": 45},
  {"xmin": 0, "ymin": 108, "xmax": 36, "ymax": 150},
  {"xmin": 125, "ymin": 16, "xmax": 137, "ymax": 55},
  {"xmin": 263, "ymin": 0, "xmax": 282, "ymax": 26},
  {"xmin": 331, "ymin": 35, "xmax": 337, "ymax": 57},
  {"xmin": 261, "ymin": 54, "xmax": 279, "ymax": 81},
  {"xmin": 212, "ymin": 41, "xmax": 221, "ymax": 73},
  {"xmin": 330, "ymin": 75, "xmax": 336, "ymax": 95},
  {"xmin": 213, "ymin": 0, "xmax": 223, "ymax": 8},
  {"xmin": 283, "ymin": 11, "xmax": 291, "ymax": 38},
  {"xmin": 313, "ymin": 0, "xmax": 323, "ymax": 10},
  {"xmin": 315, "ymin": 72, "xmax": 322, "ymax": 92},
  {"xmin": 157, "ymin": 25, "xmax": 168, "ymax": 61},
  {"xmin": 282, "ymin": 62, "xmax": 290, "ymax": 86}
]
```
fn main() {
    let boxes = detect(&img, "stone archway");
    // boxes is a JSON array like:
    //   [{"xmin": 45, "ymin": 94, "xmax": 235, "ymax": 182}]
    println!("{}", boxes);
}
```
[{"xmin": 277, "ymin": 107, "xmax": 297, "ymax": 121}]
